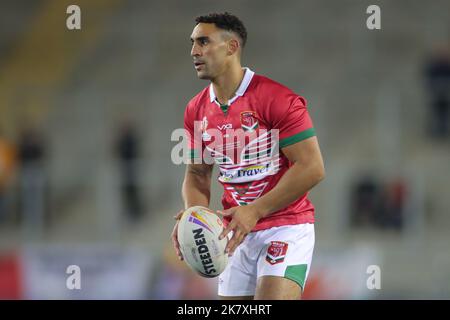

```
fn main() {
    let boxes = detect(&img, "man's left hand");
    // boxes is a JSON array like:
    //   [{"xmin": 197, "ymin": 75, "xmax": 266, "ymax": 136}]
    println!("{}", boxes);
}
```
[{"xmin": 217, "ymin": 205, "xmax": 261, "ymax": 256}]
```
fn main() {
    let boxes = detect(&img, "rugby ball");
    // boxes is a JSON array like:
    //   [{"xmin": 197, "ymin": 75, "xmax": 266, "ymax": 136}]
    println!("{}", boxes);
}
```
[{"xmin": 177, "ymin": 206, "xmax": 228, "ymax": 277}]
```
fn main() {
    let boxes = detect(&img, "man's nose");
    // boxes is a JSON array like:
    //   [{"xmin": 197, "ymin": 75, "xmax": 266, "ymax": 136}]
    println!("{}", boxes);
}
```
[{"xmin": 191, "ymin": 43, "xmax": 201, "ymax": 57}]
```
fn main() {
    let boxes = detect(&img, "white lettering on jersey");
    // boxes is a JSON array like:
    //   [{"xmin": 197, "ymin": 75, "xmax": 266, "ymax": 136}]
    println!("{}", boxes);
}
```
[{"xmin": 217, "ymin": 124, "xmax": 233, "ymax": 130}]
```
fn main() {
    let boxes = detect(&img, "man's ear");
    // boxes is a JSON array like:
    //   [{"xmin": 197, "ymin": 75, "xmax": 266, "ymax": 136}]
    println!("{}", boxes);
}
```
[{"xmin": 228, "ymin": 38, "xmax": 240, "ymax": 55}]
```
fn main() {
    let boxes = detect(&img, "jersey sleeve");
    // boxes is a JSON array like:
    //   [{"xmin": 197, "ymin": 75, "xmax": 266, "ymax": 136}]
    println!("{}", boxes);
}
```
[{"xmin": 270, "ymin": 92, "xmax": 316, "ymax": 149}]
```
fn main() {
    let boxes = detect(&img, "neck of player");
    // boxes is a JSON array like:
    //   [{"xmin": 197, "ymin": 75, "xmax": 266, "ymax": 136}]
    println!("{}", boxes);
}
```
[{"xmin": 211, "ymin": 64, "xmax": 245, "ymax": 105}]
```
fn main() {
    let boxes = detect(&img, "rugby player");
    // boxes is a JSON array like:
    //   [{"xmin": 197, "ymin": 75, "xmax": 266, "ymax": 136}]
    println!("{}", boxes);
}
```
[{"xmin": 172, "ymin": 12, "xmax": 325, "ymax": 300}]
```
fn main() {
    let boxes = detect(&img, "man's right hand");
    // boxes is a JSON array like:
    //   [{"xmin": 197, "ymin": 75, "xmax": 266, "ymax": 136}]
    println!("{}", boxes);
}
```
[{"xmin": 171, "ymin": 209, "xmax": 185, "ymax": 260}]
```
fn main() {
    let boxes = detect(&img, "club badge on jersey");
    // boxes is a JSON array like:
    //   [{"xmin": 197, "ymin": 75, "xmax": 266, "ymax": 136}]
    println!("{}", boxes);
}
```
[
  {"xmin": 240, "ymin": 111, "xmax": 259, "ymax": 132},
  {"xmin": 266, "ymin": 241, "xmax": 289, "ymax": 265}
]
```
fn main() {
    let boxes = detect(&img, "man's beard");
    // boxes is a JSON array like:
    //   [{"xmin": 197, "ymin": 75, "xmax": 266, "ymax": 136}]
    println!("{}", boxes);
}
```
[
  {"xmin": 197, "ymin": 70, "xmax": 213, "ymax": 80},
  {"xmin": 198, "ymin": 73, "xmax": 212, "ymax": 80}
]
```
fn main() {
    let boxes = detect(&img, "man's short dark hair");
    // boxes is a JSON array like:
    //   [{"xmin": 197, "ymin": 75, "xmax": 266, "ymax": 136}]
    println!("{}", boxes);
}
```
[{"xmin": 195, "ymin": 12, "xmax": 247, "ymax": 48}]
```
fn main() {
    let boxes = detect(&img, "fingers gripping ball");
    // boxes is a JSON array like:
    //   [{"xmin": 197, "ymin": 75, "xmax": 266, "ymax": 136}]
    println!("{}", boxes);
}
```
[{"xmin": 177, "ymin": 206, "xmax": 228, "ymax": 277}]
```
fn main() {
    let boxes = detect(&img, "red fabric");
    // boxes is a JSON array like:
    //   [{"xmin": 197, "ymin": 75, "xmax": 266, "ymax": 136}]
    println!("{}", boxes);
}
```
[
  {"xmin": 184, "ymin": 72, "xmax": 316, "ymax": 231},
  {"xmin": 0, "ymin": 253, "xmax": 22, "ymax": 299}
]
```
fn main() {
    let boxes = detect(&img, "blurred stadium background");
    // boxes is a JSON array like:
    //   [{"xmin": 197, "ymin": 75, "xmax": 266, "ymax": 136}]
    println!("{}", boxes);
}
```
[{"xmin": 0, "ymin": 0, "xmax": 449, "ymax": 299}]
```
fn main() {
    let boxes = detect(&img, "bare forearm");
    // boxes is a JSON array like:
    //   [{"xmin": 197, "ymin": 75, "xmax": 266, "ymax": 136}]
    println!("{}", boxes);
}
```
[
  {"xmin": 251, "ymin": 162, "xmax": 325, "ymax": 218},
  {"xmin": 182, "ymin": 171, "xmax": 211, "ymax": 209}
]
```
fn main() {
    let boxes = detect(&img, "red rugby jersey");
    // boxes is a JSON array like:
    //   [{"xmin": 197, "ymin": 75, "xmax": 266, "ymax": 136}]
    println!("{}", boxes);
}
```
[{"xmin": 184, "ymin": 68, "xmax": 316, "ymax": 231}]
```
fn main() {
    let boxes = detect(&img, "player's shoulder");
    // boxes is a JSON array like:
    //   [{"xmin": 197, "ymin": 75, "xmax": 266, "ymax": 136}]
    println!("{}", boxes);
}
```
[
  {"xmin": 251, "ymin": 74, "xmax": 306, "ymax": 105},
  {"xmin": 251, "ymin": 74, "xmax": 294, "ymax": 95}
]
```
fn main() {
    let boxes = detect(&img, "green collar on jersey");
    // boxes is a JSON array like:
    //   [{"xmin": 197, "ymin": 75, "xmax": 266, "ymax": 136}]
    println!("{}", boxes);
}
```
[{"xmin": 220, "ymin": 103, "xmax": 229, "ymax": 115}]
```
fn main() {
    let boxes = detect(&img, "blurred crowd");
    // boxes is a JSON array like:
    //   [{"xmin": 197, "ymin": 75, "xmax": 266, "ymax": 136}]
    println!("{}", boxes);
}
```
[
  {"xmin": 0, "ymin": 124, "xmax": 47, "ymax": 234},
  {"xmin": 0, "ymin": 118, "xmax": 149, "ymax": 234},
  {"xmin": 424, "ymin": 45, "xmax": 450, "ymax": 140}
]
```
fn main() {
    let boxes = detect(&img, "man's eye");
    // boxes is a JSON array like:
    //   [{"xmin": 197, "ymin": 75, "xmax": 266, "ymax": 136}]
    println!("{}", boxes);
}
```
[{"xmin": 200, "ymin": 39, "xmax": 208, "ymax": 45}]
